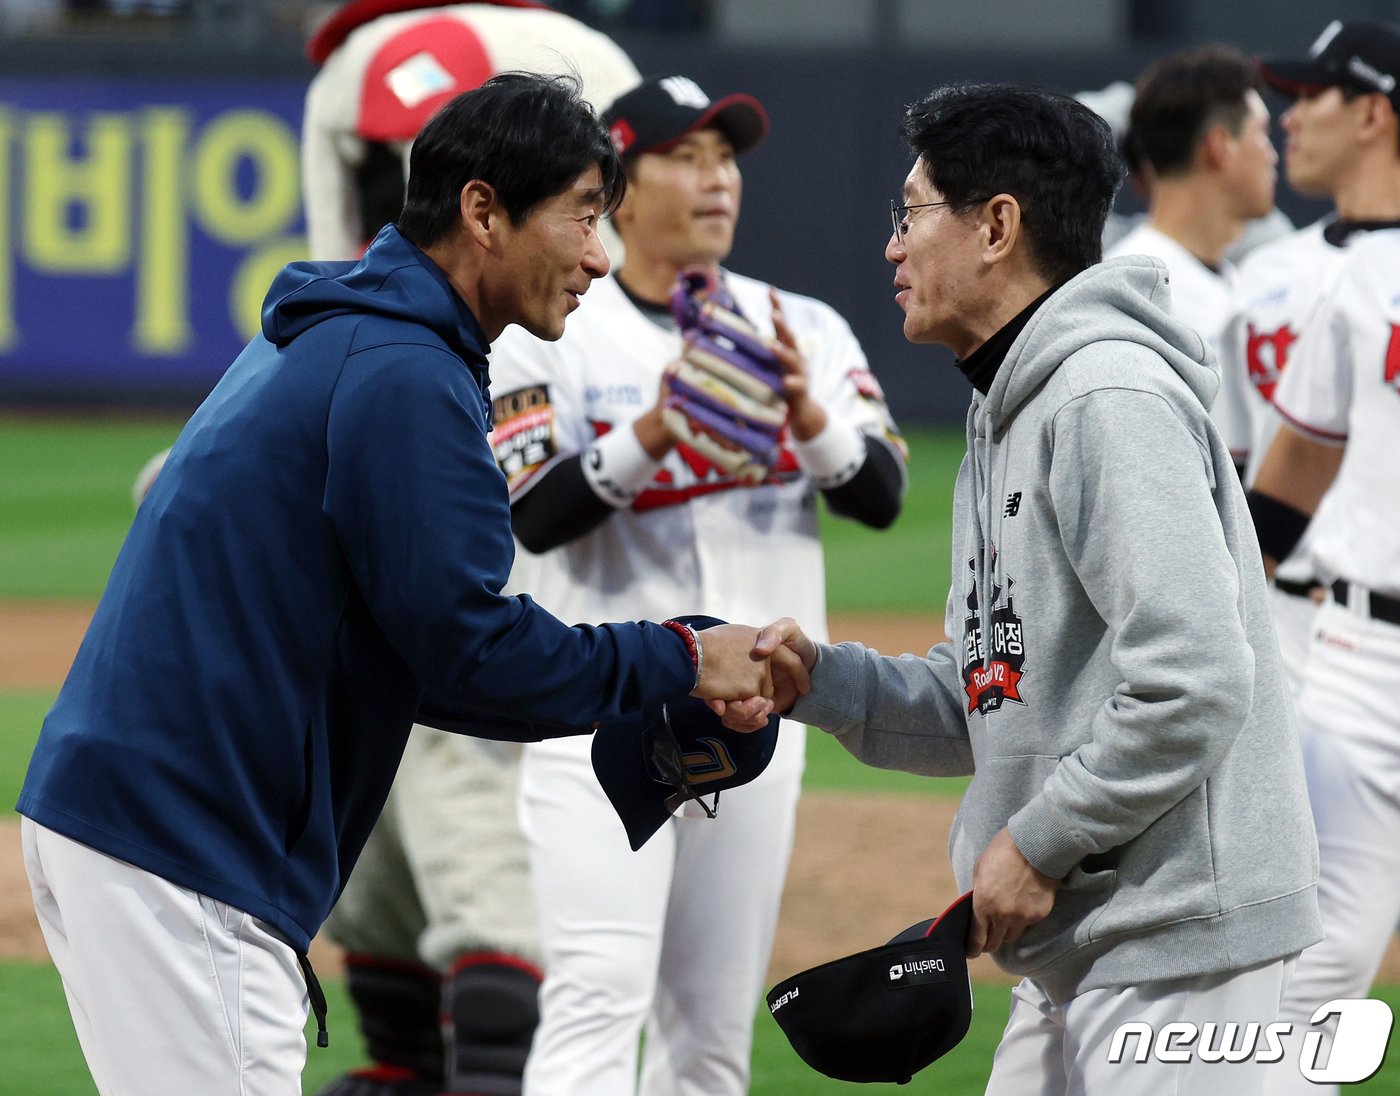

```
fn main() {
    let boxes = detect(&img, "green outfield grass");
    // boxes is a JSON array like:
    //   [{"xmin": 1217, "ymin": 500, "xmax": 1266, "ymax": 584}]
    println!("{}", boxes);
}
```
[
  {"xmin": 5, "ymin": 960, "xmax": 1399, "ymax": 1094},
  {"xmin": 0, "ymin": 414, "xmax": 187, "ymax": 600},
  {"xmin": 0, "ymin": 689, "xmax": 55, "ymax": 809},
  {"xmin": 292, "ymin": 981, "xmax": 1013, "ymax": 1095},
  {"xmin": 3, "ymin": 413, "xmax": 1396, "ymax": 1093},
  {"xmin": 0, "ymin": 412, "xmax": 959, "ymax": 610},
  {"xmin": 0, "ymin": 413, "xmax": 970, "ymax": 1091},
  {"xmin": 802, "ymin": 715, "xmax": 969, "ymax": 796},
  {"xmin": 820, "ymin": 427, "xmax": 963, "ymax": 614},
  {"xmin": 0, "ymin": 961, "xmax": 1015, "ymax": 1095}
]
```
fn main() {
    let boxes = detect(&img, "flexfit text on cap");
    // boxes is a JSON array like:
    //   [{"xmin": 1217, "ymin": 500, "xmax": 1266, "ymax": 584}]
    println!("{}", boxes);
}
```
[
  {"xmin": 603, "ymin": 75, "xmax": 769, "ymax": 158},
  {"xmin": 590, "ymin": 615, "xmax": 780, "ymax": 851},
  {"xmin": 767, "ymin": 891, "xmax": 976, "ymax": 1085},
  {"xmin": 1260, "ymin": 20, "xmax": 1400, "ymax": 110}
]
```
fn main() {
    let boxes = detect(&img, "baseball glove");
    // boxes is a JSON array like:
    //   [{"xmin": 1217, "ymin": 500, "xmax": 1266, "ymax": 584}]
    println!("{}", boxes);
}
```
[{"xmin": 665, "ymin": 269, "xmax": 788, "ymax": 483}]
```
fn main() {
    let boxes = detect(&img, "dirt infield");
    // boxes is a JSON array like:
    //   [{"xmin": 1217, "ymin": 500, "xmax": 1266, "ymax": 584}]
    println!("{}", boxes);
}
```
[
  {"xmin": 0, "ymin": 602, "xmax": 95, "ymax": 688},
  {"xmin": 3, "ymin": 603, "xmax": 1394, "ymax": 989}
]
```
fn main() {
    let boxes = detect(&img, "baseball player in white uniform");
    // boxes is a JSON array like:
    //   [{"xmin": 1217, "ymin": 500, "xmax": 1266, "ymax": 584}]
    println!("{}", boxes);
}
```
[
  {"xmin": 1231, "ymin": 21, "xmax": 1400, "ymax": 688},
  {"xmin": 487, "ymin": 75, "xmax": 907, "ymax": 1096},
  {"xmin": 300, "ymin": 5, "xmax": 639, "ymax": 1095},
  {"xmin": 1104, "ymin": 45, "xmax": 1278, "ymax": 472},
  {"xmin": 1252, "ymin": 226, "xmax": 1400, "ymax": 1094}
]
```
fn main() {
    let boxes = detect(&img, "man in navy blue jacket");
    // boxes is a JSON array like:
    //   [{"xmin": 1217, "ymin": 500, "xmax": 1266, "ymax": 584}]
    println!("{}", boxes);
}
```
[{"xmin": 17, "ymin": 73, "xmax": 796, "ymax": 1096}]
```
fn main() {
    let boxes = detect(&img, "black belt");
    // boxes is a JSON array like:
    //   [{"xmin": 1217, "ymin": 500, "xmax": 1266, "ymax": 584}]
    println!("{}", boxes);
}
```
[
  {"xmin": 1331, "ymin": 579, "xmax": 1400, "ymax": 627},
  {"xmin": 1274, "ymin": 577, "xmax": 1320, "ymax": 600}
]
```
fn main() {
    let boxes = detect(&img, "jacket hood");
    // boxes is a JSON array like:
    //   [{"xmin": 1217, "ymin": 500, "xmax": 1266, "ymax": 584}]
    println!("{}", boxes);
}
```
[
  {"xmin": 261, "ymin": 224, "xmax": 489, "ymax": 369},
  {"xmin": 983, "ymin": 255, "xmax": 1218, "ymax": 428}
]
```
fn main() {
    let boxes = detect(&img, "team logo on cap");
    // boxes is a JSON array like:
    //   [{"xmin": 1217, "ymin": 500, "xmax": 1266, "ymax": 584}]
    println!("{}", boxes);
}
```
[
  {"xmin": 680, "ymin": 737, "xmax": 737, "ymax": 784},
  {"xmin": 1310, "ymin": 20, "xmax": 1344, "ymax": 58},
  {"xmin": 658, "ymin": 76, "xmax": 711, "ymax": 109},
  {"xmin": 608, "ymin": 120, "xmax": 636, "ymax": 155},
  {"xmin": 1347, "ymin": 56, "xmax": 1397, "ymax": 94},
  {"xmin": 961, "ymin": 553, "xmax": 1029, "ymax": 715}
]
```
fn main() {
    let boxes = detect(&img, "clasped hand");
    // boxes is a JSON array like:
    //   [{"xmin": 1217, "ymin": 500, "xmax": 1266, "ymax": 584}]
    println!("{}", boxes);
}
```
[{"xmin": 689, "ymin": 618, "xmax": 818, "ymax": 730}]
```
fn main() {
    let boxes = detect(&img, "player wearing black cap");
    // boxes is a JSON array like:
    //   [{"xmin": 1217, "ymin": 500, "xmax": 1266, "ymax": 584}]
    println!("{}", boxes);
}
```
[
  {"xmin": 488, "ymin": 72, "xmax": 907, "ymax": 1096},
  {"xmin": 1243, "ymin": 19, "xmax": 1400, "ymax": 1096}
]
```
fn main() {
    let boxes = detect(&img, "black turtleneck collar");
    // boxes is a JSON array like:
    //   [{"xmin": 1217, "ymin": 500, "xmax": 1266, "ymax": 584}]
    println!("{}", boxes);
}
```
[
  {"xmin": 956, "ymin": 281, "xmax": 1063, "ymax": 395},
  {"xmin": 1322, "ymin": 218, "xmax": 1400, "ymax": 247}
]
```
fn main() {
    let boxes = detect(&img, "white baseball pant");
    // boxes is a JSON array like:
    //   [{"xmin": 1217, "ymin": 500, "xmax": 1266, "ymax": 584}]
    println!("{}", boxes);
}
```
[
  {"xmin": 1266, "ymin": 596, "xmax": 1400, "ymax": 1096},
  {"xmin": 984, "ymin": 956, "xmax": 1296, "ymax": 1096},
  {"xmin": 1267, "ymin": 583, "xmax": 1320, "ymax": 697},
  {"xmin": 323, "ymin": 727, "xmax": 537, "ymax": 969},
  {"xmin": 22, "ymin": 818, "xmax": 310, "ymax": 1096},
  {"xmin": 518, "ymin": 722, "xmax": 804, "ymax": 1096}
]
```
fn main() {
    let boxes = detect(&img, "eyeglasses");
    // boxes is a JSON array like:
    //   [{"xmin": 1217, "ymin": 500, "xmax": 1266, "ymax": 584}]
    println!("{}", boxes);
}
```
[
  {"xmin": 890, "ymin": 196, "xmax": 992, "ymax": 241},
  {"xmin": 890, "ymin": 198, "xmax": 956, "ymax": 242}
]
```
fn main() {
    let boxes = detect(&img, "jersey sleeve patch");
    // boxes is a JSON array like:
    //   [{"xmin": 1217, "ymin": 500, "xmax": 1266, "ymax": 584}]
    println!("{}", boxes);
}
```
[
  {"xmin": 848, "ymin": 367, "xmax": 887, "ymax": 404},
  {"xmin": 491, "ymin": 384, "xmax": 557, "ymax": 491},
  {"xmin": 848, "ymin": 367, "xmax": 909, "ymax": 460}
]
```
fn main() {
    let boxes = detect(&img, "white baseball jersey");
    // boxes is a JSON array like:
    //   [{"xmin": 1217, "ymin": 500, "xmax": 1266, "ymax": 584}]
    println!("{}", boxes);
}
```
[
  {"xmin": 1106, "ymin": 223, "xmax": 1249, "ymax": 461},
  {"xmin": 1265, "ymin": 227, "xmax": 1400, "ymax": 1096},
  {"xmin": 490, "ymin": 268, "xmax": 904, "ymax": 1096},
  {"xmin": 1220, "ymin": 219, "xmax": 1361, "ymax": 613},
  {"xmin": 302, "ymin": 1, "xmax": 640, "ymax": 260},
  {"xmin": 489, "ymin": 270, "xmax": 902, "ymax": 633},
  {"xmin": 1271, "ymin": 228, "xmax": 1400, "ymax": 598},
  {"xmin": 1224, "ymin": 220, "xmax": 1360, "ymax": 481}
]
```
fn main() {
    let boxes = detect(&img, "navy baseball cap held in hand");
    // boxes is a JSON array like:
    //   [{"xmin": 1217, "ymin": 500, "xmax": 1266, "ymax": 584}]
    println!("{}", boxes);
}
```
[
  {"xmin": 1260, "ymin": 20, "xmax": 1400, "ymax": 110},
  {"xmin": 767, "ymin": 891, "xmax": 976, "ymax": 1085},
  {"xmin": 604, "ymin": 74, "xmax": 769, "ymax": 158},
  {"xmin": 591, "ymin": 616, "xmax": 780, "ymax": 851}
]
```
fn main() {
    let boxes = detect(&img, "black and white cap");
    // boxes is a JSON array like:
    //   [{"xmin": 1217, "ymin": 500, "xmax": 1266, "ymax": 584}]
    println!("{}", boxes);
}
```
[
  {"xmin": 766, "ymin": 891, "xmax": 976, "ymax": 1085},
  {"xmin": 1260, "ymin": 20, "xmax": 1400, "ymax": 109},
  {"xmin": 603, "ymin": 75, "xmax": 769, "ymax": 158}
]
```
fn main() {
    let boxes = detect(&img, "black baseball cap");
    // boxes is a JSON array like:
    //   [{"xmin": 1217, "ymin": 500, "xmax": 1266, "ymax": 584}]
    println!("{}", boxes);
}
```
[
  {"xmin": 1260, "ymin": 20, "xmax": 1400, "ymax": 109},
  {"xmin": 591, "ymin": 616, "xmax": 780, "ymax": 851},
  {"xmin": 766, "ymin": 891, "xmax": 975, "ymax": 1085},
  {"xmin": 603, "ymin": 75, "xmax": 769, "ymax": 158}
]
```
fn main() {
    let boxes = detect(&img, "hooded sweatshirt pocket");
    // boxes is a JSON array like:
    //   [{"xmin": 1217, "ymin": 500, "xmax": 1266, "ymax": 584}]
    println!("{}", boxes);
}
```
[{"xmin": 969, "ymin": 752, "xmax": 1222, "ymax": 974}]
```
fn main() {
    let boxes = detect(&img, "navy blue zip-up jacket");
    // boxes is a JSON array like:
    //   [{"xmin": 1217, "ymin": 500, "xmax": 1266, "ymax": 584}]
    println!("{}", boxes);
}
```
[{"xmin": 17, "ymin": 226, "xmax": 695, "ymax": 951}]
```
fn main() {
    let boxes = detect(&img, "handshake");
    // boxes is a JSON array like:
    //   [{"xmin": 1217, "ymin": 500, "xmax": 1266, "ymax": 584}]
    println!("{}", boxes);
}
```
[{"xmin": 685, "ymin": 619, "xmax": 817, "ymax": 730}]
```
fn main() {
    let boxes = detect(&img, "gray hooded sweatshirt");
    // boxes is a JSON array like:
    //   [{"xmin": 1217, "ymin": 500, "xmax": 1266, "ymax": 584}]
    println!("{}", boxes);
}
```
[{"xmin": 793, "ymin": 255, "xmax": 1321, "ymax": 1000}]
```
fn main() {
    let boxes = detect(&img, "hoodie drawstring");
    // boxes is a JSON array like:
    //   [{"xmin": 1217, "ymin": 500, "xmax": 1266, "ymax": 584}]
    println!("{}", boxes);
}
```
[
  {"xmin": 969, "ymin": 406, "xmax": 996, "ymax": 674},
  {"xmin": 298, "ymin": 951, "xmax": 329, "ymax": 1048}
]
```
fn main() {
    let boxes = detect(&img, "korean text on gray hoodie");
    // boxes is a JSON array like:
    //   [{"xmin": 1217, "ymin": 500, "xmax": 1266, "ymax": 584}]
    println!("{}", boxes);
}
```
[{"xmin": 793, "ymin": 255, "xmax": 1321, "ymax": 999}]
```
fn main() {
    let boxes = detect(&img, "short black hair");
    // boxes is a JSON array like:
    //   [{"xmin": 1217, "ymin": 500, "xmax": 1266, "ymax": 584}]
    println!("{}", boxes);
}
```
[
  {"xmin": 901, "ymin": 84, "xmax": 1123, "ymax": 285},
  {"xmin": 1127, "ymin": 45, "xmax": 1264, "ymax": 177},
  {"xmin": 398, "ymin": 72, "xmax": 625, "ymax": 248}
]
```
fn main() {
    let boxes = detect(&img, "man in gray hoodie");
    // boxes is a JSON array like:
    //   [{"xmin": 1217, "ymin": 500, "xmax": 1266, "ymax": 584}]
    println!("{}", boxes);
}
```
[{"xmin": 737, "ymin": 84, "xmax": 1323, "ymax": 1094}]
